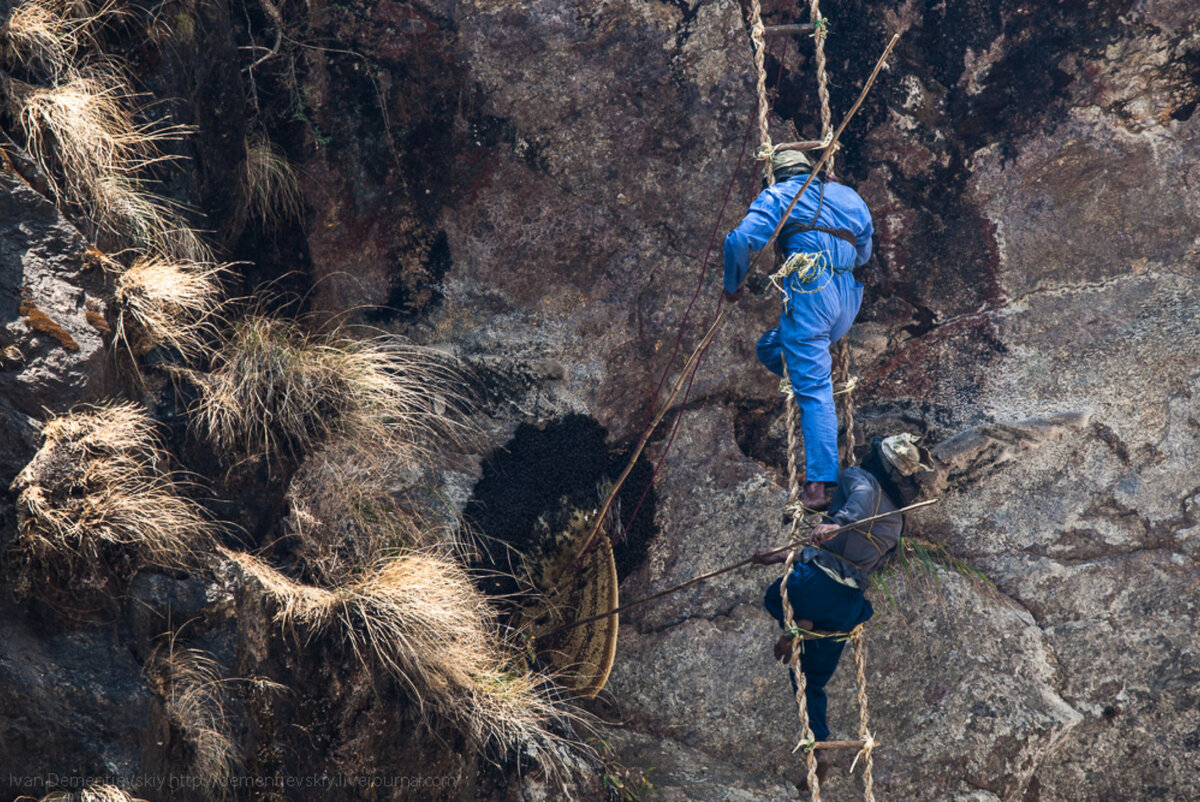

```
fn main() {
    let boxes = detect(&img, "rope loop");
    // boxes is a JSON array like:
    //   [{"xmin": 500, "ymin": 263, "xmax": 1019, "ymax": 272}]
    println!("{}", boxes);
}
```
[{"xmin": 834, "ymin": 375, "xmax": 859, "ymax": 396}]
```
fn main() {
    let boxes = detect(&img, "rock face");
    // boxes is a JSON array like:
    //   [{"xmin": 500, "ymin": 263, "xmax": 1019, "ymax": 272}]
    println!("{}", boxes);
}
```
[
  {"xmin": 0, "ymin": 171, "xmax": 115, "ymax": 487},
  {"xmin": 0, "ymin": 0, "xmax": 1197, "ymax": 799}
]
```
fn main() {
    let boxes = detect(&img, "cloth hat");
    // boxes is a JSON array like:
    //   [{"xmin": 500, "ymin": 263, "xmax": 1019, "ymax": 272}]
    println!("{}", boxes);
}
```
[
  {"xmin": 771, "ymin": 148, "xmax": 812, "ymax": 176},
  {"xmin": 879, "ymin": 433, "xmax": 934, "ymax": 477}
]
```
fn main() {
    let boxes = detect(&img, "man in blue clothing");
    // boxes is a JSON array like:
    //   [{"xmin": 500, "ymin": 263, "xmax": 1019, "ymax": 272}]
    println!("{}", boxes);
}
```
[
  {"xmin": 752, "ymin": 433, "xmax": 930, "ymax": 790},
  {"xmin": 724, "ymin": 149, "xmax": 874, "ymax": 510}
]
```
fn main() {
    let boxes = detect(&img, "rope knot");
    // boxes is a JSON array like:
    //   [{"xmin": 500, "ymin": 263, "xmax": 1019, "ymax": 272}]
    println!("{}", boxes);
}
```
[{"xmin": 850, "ymin": 729, "xmax": 877, "ymax": 773}]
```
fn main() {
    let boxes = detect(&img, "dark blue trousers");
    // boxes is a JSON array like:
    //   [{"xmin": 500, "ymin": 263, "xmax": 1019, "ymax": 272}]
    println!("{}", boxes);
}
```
[{"xmin": 763, "ymin": 562, "xmax": 874, "ymax": 741}]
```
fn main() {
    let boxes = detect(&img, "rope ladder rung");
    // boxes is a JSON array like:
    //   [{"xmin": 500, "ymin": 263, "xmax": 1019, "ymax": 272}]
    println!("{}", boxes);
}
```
[
  {"xmin": 763, "ymin": 23, "xmax": 815, "ymax": 36},
  {"xmin": 808, "ymin": 739, "xmax": 881, "ymax": 751}
]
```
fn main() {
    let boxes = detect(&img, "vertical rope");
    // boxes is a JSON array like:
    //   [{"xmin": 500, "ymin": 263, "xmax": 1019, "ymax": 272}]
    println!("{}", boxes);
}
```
[
  {"xmin": 853, "ymin": 631, "xmax": 876, "ymax": 802},
  {"xmin": 780, "ymin": 549, "xmax": 821, "ymax": 801},
  {"xmin": 809, "ymin": 0, "xmax": 833, "ymax": 173},
  {"xmin": 782, "ymin": 368, "xmax": 803, "ymax": 510},
  {"xmin": 748, "ymin": 0, "xmax": 774, "ymax": 184},
  {"xmin": 835, "ymin": 339, "xmax": 857, "ymax": 466}
]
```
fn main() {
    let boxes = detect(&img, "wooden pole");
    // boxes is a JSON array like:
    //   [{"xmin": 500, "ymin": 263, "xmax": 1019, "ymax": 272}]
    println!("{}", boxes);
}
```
[
  {"xmin": 809, "ymin": 739, "xmax": 880, "ymax": 750},
  {"xmin": 764, "ymin": 23, "xmax": 815, "ymax": 35},
  {"xmin": 537, "ymin": 498, "xmax": 937, "ymax": 640}
]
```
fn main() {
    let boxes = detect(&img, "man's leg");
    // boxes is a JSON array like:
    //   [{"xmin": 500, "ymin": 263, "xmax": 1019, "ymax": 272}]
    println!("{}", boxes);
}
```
[
  {"xmin": 796, "ymin": 639, "xmax": 846, "ymax": 742},
  {"xmin": 756, "ymin": 326, "xmax": 785, "ymax": 377},
  {"xmin": 829, "ymin": 272, "xmax": 864, "ymax": 345},
  {"xmin": 780, "ymin": 564, "xmax": 875, "ymax": 741},
  {"xmin": 780, "ymin": 300, "xmax": 839, "ymax": 483}
]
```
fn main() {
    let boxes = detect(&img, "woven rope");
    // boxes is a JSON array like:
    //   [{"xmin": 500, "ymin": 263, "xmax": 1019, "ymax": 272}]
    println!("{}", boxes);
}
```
[
  {"xmin": 853, "ymin": 630, "xmax": 877, "ymax": 802},
  {"xmin": 782, "ymin": 367, "xmax": 803, "ymax": 512},
  {"xmin": 780, "ymin": 549, "xmax": 821, "ymax": 799},
  {"xmin": 809, "ymin": 0, "xmax": 833, "ymax": 172},
  {"xmin": 748, "ymin": 0, "xmax": 773, "ymax": 185},
  {"xmin": 835, "ymin": 338, "xmax": 857, "ymax": 466}
]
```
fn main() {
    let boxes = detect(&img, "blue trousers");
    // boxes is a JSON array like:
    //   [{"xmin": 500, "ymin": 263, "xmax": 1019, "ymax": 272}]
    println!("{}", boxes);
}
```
[
  {"xmin": 756, "ymin": 268, "xmax": 863, "ymax": 483},
  {"xmin": 763, "ymin": 561, "xmax": 874, "ymax": 741}
]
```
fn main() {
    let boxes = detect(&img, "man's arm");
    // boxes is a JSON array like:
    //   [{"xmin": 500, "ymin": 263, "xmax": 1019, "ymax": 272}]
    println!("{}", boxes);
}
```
[
  {"xmin": 850, "ymin": 192, "xmax": 874, "ymax": 268},
  {"xmin": 723, "ymin": 191, "xmax": 783, "ymax": 294},
  {"xmin": 825, "ymin": 470, "xmax": 877, "ymax": 528}
]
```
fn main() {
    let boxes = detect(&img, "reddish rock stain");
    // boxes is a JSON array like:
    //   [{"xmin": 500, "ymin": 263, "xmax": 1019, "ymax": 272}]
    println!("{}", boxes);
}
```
[{"xmin": 18, "ymin": 300, "xmax": 80, "ymax": 352}]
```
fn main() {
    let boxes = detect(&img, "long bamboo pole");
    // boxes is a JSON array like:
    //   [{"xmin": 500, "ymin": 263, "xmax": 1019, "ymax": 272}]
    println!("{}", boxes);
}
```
[
  {"xmin": 538, "ymin": 498, "xmax": 936, "ymax": 640},
  {"xmin": 565, "ymin": 34, "xmax": 903, "ymax": 572}
]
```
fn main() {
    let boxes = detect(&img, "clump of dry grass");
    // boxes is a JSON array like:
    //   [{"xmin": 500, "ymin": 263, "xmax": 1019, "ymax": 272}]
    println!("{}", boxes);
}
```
[
  {"xmin": 285, "ymin": 436, "xmax": 454, "ymax": 584},
  {"xmin": 240, "ymin": 131, "xmax": 302, "ymax": 229},
  {"xmin": 190, "ymin": 316, "xmax": 466, "ymax": 463},
  {"xmin": 17, "ymin": 71, "xmax": 209, "ymax": 261},
  {"xmin": 2, "ymin": 0, "xmax": 81, "ymax": 78},
  {"xmin": 151, "ymin": 647, "xmax": 239, "ymax": 797},
  {"xmin": 0, "ymin": 0, "xmax": 120, "ymax": 80},
  {"xmin": 90, "ymin": 173, "xmax": 212, "ymax": 262},
  {"xmin": 114, "ymin": 255, "xmax": 226, "ymax": 360},
  {"xmin": 33, "ymin": 785, "xmax": 148, "ymax": 802},
  {"xmin": 227, "ymin": 547, "xmax": 580, "ymax": 761},
  {"xmin": 285, "ymin": 427, "xmax": 477, "ymax": 584},
  {"xmin": 8, "ymin": 402, "xmax": 215, "ymax": 594}
]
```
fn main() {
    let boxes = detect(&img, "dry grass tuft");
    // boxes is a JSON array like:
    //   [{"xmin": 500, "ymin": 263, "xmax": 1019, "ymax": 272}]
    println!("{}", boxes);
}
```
[
  {"xmin": 227, "ymin": 547, "xmax": 581, "ymax": 763},
  {"xmin": 8, "ymin": 401, "xmax": 215, "ymax": 594},
  {"xmin": 2, "ymin": 1, "xmax": 81, "ymax": 78},
  {"xmin": 114, "ymin": 255, "xmax": 225, "ymax": 360},
  {"xmin": 240, "ymin": 131, "xmax": 302, "ymax": 229},
  {"xmin": 0, "ymin": 0, "xmax": 120, "ymax": 80},
  {"xmin": 152, "ymin": 647, "xmax": 239, "ymax": 797},
  {"xmin": 190, "ymin": 316, "xmax": 466, "ymax": 463},
  {"xmin": 18, "ymin": 71, "xmax": 209, "ymax": 261},
  {"xmin": 90, "ymin": 173, "xmax": 212, "ymax": 261},
  {"xmin": 284, "ymin": 436, "xmax": 470, "ymax": 584},
  {"xmin": 33, "ymin": 785, "xmax": 148, "ymax": 802}
]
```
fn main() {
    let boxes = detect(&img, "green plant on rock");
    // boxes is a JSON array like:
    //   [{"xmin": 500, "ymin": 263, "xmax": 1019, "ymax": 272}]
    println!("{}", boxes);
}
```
[
  {"xmin": 871, "ymin": 536, "xmax": 995, "ymax": 610},
  {"xmin": 591, "ymin": 738, "xmax": 656, "ymax": 802}
]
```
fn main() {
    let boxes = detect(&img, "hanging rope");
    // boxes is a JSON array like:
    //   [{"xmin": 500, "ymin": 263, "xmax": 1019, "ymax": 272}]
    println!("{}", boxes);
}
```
[
  {"xmin": 752, "ymin": 7, "xmax": 822, "ymax": 795},
  {"xmin": 852, "ymin": 630, "xmax": 877, "ymax": 802},
  {"xmin": 780, "ymin": 548, "xmax": 822, "ymax": 798},
  {"xmin": 748, "ymin": 0, "xmax": 774, "ymax": 184},
  {"xmin": 835, "ymin": 338, "xmax": 858, "ymax": 466},
  {"xmin": 808, "ymin": 0, "xmax": 833, "ymax": 172}
]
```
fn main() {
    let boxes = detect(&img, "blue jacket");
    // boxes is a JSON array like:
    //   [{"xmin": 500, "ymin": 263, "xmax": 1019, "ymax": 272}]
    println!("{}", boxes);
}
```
[{"xmin": 723, "ymin": 175, "xmax": 874, "ymax": 293}]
